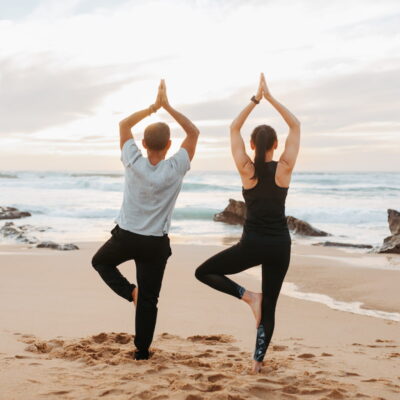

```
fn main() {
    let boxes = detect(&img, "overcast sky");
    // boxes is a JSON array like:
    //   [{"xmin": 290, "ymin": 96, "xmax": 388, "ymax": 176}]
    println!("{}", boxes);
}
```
[{"xmin": 0, "ymin": 0, "xmax": 399, "ymax": 171}]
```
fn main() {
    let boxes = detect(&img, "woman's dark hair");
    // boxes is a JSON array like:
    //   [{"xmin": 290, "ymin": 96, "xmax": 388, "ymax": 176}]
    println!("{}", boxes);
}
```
[{"xmin": 250, "ymin": 124, "xmax": 277, "ymax": 180}]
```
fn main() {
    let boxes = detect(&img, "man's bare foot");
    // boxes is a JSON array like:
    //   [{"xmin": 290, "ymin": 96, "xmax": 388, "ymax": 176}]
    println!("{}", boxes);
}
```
[
  {"xmin": 251, "ymin": 360, "xmax": 263, "ymax": 374},
  {"xmin": 241, "ymin": 290, "xmax": 262, "ymax": 326},
  {"xmin": 132, "ymin": 287, "xmax": 138, "ymax": 306}
]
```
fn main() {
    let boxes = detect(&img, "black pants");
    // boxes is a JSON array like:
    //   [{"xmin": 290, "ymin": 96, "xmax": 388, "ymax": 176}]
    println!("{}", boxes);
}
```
[
  {"xmin": 195, "ymin": 232, "xmax": 291, "ymax": 361},
  {"xmin": 91, "ymin": 225, "xmax": 171, "ymax": 354}
]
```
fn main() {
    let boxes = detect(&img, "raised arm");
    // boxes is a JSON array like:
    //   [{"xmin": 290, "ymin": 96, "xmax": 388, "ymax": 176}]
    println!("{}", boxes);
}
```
[
  {"xmin": 230, "ymin": 74, "xmax": 263, "ymax": 177},
  {"xmin": 262, "ymin": 75, "xmax": 300, "ymax": 171},
  {"xmin": 160, "ymin": 80, "xmax": 199, "ymax": 161},
  {"xmin": 118, "ymin": 82, "xmax": 162, "ymax": 149}
]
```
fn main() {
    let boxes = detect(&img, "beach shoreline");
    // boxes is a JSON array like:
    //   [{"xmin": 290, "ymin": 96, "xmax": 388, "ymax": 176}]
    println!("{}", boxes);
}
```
[{"xmin": 0, "ymin": 241, "xmax": 399, "ymax": 399}]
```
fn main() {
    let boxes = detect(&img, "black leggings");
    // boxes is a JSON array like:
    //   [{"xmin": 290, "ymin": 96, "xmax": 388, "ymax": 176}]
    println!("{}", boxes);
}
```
[
  {"xmin": 91, "ymin": 225, "xmax": 171, "ymax": 356},
  {"xmin": 195, "ymin": 234, "xmax": 290, "ymax": 362}
]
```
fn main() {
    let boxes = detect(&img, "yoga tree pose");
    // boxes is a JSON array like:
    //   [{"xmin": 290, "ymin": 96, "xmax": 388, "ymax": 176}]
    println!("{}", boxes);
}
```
[
  {"xmin": 92, "ymin": 80, "xmax": 199, "ymax": 360},
  {"xmin": 195, "ymin": 73, "xmax": 300, "ymax": 373}
]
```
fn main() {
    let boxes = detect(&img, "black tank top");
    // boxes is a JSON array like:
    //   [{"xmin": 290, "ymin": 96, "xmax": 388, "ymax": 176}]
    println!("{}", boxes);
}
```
[{"xmin": 242, "ymin": 161, "xmax": 290, "ymax": 242}]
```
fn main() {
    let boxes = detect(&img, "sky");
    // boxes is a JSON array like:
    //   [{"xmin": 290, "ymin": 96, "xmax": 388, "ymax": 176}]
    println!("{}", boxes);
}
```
[{"xmin": 0, "ymin": 0, "xmax": 399, "ymax": 172}]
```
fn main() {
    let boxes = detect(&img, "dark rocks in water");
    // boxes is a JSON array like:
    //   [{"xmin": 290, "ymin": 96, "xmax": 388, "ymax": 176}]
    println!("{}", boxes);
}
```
[
  {"xmin": 378, "ymin": 234, "xmax": 400, "ymax": 254},
  {"xmin": 0, "ymin": 222, "xmax": 39, "ymax": 244},
  {"xmin": 313, "ymin": 241, "xmax": 373, "ymax": 249},
  {"xmin": 388, "ymin": 209, "xmax": 400, "ymax": 235},
  {"xmin": 0, "ymin": 173, "xmax": 18, "ymax": 179},
  {"xmin": 213, "ymin": 199, "xmax": 246, "ymax": 225},
  {"xmin": 0, "ymin": 206, "xmax": 31, "ymax": 220},
  {"xmin": 213, "ymin": 199, "xmax": 330, "ymax": 236},
  {"xmin": 36, "ymin": 241, "xmax": 79, "ymax": 251},
  {"xmin": 286, "ymin": 216, "xmax": 329, "ymax": 237},
  {"xmin": 378, "ymin": 209, "xmax": 400, "ymax": 254},
  {"xmin": 1, "ymin": 222, "xmax": 78, "ymax": 251}
]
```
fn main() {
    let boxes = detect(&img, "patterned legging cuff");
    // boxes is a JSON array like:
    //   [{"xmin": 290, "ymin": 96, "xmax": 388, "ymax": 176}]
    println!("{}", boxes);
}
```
[{"xmin": 253, "ymin": 323, "xmax": 267, "ymax": 362}]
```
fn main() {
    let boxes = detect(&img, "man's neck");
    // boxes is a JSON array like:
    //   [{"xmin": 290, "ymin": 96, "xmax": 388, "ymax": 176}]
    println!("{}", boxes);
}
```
[{"xmin": 147, "ymin": 151, "xmax": 166, "ymax": 166}]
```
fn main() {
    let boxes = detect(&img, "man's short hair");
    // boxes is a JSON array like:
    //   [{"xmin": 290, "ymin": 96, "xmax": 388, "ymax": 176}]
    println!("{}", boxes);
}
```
[{"xmin": 144, "ymin": 122, "xmax": 170, "ymax": 151}]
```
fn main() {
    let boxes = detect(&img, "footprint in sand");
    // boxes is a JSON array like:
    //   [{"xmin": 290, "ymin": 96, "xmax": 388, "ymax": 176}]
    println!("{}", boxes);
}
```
[
  {"xmin": 339, "ymin": 371, "xmax": 360, "ymax": 376},
  {"xmin": 272, "ymin": 345, "xmax": 288, "ymax": 351},
  {"xmin": 100, "ymin": 388, "xmax": 126, "ymax": 397},
  {"xmin": 185, "ymin": 395, "xmax": 204, "ymax": 400},
  {"xmin": 299, "ymin": 388, "xmax": 328, "ymax": 395},
  {"xmin": 27, "ymin": 379, "xmax": 41, "ymax": 384},
  {"xmin": 297, "ymin": 353, "xmax": 316, "ymax": 359},
  {"xmin": 205, "ymin": 384, "xmax": 224, "ymax": 392},
  {"xmin": 248, "ymin": 384, "xmax": 279, "ymax": 399},
  {"xmin": 42, "ymin": 390, "xmax": 71, "ymax": 396},
  {"xmin": 207, "ymin": 373, "xmax": 227, "ymax": 383},
  {"xmin": 189, "ymin": 373, "xmax": 204, "ymax": 380},
  {"xmin": 187, "ymin": 335, "xmax": 233, "ymax": 344},
  {"xmin": 326, "ymin": 389, "xmax": 347, "ymax": 399}
]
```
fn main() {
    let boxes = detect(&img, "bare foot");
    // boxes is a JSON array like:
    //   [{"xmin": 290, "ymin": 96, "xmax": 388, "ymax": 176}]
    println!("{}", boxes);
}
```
[
  {"xmin": 242, "ymin": 290, "xmax": 262, "ymax": 326},
  {"xmin": 251, "ymin": 360, "xmax": 263, "ymax": 374},
  {"xmin": 132, "ymin": 287, "xmax": 138, "ymax": 306}
]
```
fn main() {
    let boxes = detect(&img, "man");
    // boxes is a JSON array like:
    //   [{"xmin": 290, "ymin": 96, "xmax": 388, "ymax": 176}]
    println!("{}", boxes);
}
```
[{"xmin": 91, "ymin": 80, "xmax": 199, "ymax": 360}]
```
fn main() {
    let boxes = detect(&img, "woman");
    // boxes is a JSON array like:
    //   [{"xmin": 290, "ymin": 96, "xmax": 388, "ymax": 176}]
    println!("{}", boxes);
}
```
[{"xmin": 195, "ymin": 73, "xmax": 300, "ymax": 373}]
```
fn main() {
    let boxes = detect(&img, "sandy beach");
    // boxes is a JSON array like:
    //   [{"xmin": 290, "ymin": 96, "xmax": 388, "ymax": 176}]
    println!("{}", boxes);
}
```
[{"xmin": 0, "ymin": 241, "xmax": 399, "ymax": 400}]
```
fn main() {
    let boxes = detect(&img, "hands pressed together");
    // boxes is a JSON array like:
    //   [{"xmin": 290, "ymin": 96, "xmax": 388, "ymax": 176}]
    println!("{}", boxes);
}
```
[
  {"xmin": 254, "ymin": 73, "xmax": 272, "ymax": 103},
  {"xmin": 150, "ymin": 79, "xmax": 170, "ymax": 114}
]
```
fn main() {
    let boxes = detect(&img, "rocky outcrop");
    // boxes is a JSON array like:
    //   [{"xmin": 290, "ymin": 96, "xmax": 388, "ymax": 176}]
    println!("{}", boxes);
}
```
[
  {"xmin": 213, "ymin": 200, "xmax": 330, "ymax": 236},
  {"xmin": 286, "ymin": 216, "xmax": 329, "ymax": 237},
  {"xmin": 213, "ymin": 199, "xmax": 246, "ymax": 225},
  {"xmin": 0, "ymin": 206, "xmax": 31, "ymax": 220},
  {"xmin": 36, "ymin": 241, "xmax": 79, "ymax": 251},
  {"xmin": 313, "ymin": 241, "xmax": 373, "ymax": 249},
  {"xmin": 0, "ymin": 222, "xmax": 41, "ymax": 244},
  {"xmin": 388, "ymin": 209, "xmax": 400, "ymax": 235},
  {"xmin": 378, "ymin": 209, "xmax": 400, "ymax": 254},
  {"xmin": 0, "ymin": 221, "xmax": 78, "ymax": 251},
  {"xmin": 379, "ymin": 235, "xmax": 400, "ymax": 254}
]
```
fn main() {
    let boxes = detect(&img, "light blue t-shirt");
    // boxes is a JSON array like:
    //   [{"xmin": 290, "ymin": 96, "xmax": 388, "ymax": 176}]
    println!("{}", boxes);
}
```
[{"xmin": 115, "ymin": 138, "xmax": 190, "ymax": 236}]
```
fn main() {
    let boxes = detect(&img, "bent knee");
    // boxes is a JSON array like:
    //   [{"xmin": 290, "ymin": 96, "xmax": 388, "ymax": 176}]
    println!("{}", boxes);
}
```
[
  {"xmin": 91, "ymin": 254, "xmax": 103, "ymax": 271},
  {"xmin": 194, "ymin": 266, "xmax": 205, "ymax": 281}
]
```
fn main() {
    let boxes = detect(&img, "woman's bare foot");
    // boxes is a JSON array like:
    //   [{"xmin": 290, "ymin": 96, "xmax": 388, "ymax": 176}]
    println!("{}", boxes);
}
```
[
  {"xmin": 241, "ymin": 290, "xmax": 262, "ymax": 326},
  {"xmin": 132, "ymin": 287, "xmax": 138, "ymax": 306},
  {"xmin": 251, "ymin": 360, "xmax": 263, "ymax": 374}
]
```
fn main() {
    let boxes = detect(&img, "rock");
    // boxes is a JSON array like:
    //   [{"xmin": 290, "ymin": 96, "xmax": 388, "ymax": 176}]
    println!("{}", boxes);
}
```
[
  {"xmin": 36, "ymin": 241, "xmax": 79, "ymax": 251},
  {"xmin": 378, "ymin": 234, "xmax": 400, "ymax": 254},
  {"xmin": 286, "ymin": 216, "xmax": 329, "ymax": 237},
  {"xmin": 0, "ymin": 222, "xmax": 39, "ymax": 244},
  {"xmin": 377, "ymin": 209, "xmax": 400, "ymax": 254},
  {"xmin": 0, "ymin": 222, "xmax": 77, "ymax": 251},
  {"xmin": 388, "ymin": 209, "xmax": 400, "ymax": 235},
  {"xmin": 0, "ymin": 206, "xmax": 31, "ymax": 220},
  {"xmin": 0, "ymin": 173, "xmax": 18, "ymax": 179},
  {"xmin": 213, "ymin": 200, "xmax": 330, "ymax": 236},
  {"xmin": 313, "ymin": 241, "xmax": 373, "ymax": 249},
  {"xmin": 213, "ymin": 199, "xmax": 246, "ymax": 225}
]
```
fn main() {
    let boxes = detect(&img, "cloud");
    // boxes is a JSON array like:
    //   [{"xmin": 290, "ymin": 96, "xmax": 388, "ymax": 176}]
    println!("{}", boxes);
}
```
[
  {"xmin": 0, "ymin": 54, "xmax": 137, "ymax": 134},
  {"xmin": 288, "ymin": 62, "xmax": 400, "ymax": 133}
]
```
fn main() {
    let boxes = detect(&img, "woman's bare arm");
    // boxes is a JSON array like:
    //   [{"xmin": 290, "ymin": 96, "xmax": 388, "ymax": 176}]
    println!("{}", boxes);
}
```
[
  {"xmin": 230, "ymin": 74, "xmax": 263, "ymax": 178},
  {"xmin": 262, "ymin": 75, "xmax": 300, "ymax": 171}
]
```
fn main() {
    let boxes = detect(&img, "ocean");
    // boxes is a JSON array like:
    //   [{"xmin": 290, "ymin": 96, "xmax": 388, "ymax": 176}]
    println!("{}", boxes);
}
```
[{"xmin": 1, "ymin": 170, "xmax": 399, "ymax": 248}]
